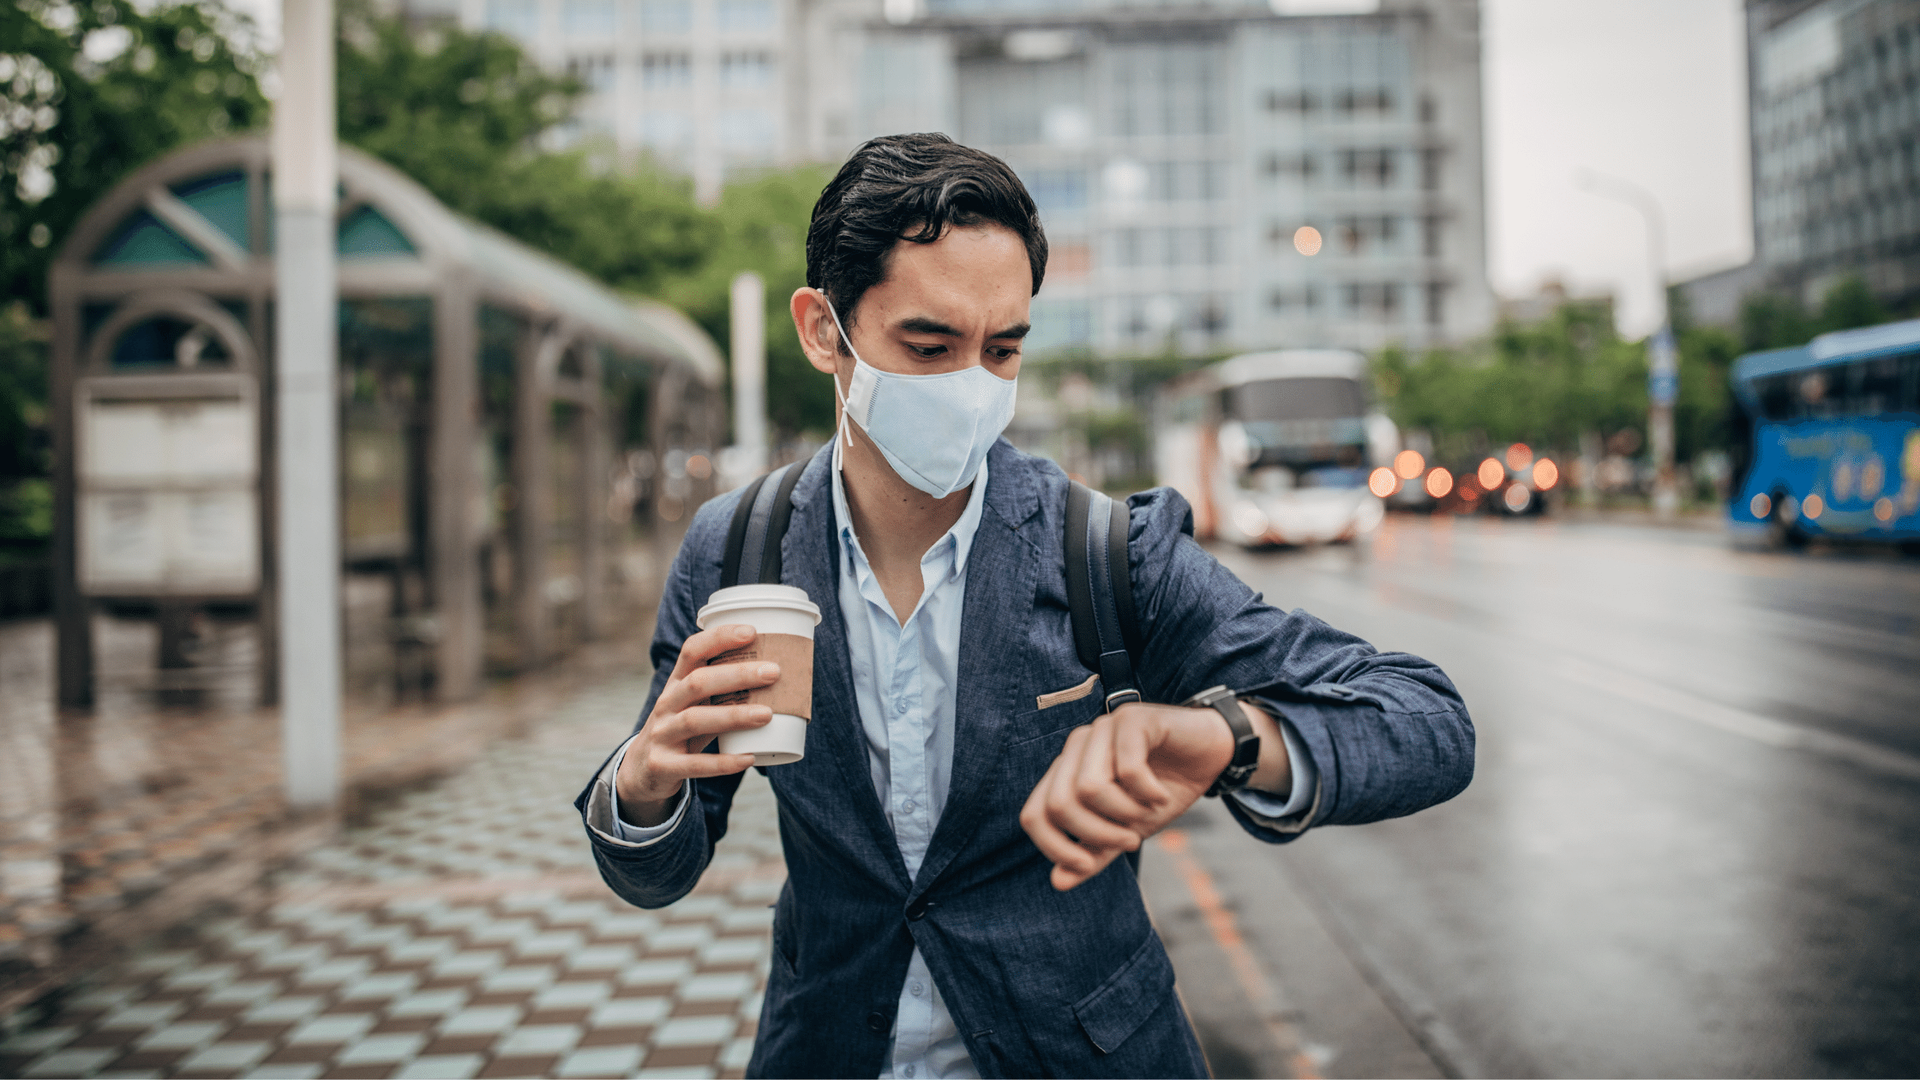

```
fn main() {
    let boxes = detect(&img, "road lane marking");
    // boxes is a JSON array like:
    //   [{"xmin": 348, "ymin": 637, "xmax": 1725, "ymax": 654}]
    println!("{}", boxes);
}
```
[
  {"xmin": 1157, "ymin": 828, "xmax": 1323, "ymax": 1080},
  {"xmin": 1557, "ymin": 657, "xmax": 1920, "ymax": 783}
]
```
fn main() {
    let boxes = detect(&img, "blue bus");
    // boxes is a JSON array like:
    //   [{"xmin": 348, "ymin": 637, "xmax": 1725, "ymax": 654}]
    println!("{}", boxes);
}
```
[{"xmin": 1729, "ymin": 319, "xmax": 1920, "ymax": 546}]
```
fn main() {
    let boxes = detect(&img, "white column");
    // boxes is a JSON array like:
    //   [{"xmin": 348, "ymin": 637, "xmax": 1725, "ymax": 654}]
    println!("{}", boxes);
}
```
[
  {"xmin": 274, "ymin": 0, "xmax": 342, "ymax": 810},
  {"xmin": 730, "ymin": 271, "xmax": 768, "ymax": 474}
]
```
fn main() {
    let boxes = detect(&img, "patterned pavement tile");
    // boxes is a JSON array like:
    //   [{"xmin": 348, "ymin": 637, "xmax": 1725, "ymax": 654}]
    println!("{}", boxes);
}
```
[{"xmin": 1, "ymin": 673, "xmax": 783, "ymax": 1080}]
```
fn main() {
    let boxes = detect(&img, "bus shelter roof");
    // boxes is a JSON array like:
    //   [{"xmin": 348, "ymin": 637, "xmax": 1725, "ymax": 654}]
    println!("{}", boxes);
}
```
[{"xmin": 55, "ymin": 135, "xmax": 722, "ymax": 386}]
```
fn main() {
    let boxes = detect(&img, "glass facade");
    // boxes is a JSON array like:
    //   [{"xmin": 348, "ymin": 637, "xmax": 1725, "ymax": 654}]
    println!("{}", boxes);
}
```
[{"xmin": 1750, "ymin": 0, "xmax": 1920, "ymax": 300}]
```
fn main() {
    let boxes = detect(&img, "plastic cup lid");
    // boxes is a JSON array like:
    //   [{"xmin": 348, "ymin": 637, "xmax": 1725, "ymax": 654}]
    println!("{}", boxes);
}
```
[{"xmin": 697, "ymin": 583, "xmax": 822, "ymax": 628}]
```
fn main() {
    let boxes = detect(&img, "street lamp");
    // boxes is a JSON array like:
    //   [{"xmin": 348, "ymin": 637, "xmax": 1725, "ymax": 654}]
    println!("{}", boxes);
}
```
[{"xmin": 1576, "ymin": 169, "xmax": 1679, "ymax": 518}]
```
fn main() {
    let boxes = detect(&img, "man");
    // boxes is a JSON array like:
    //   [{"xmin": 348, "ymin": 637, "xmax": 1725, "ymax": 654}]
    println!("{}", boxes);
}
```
[{"xmin": 578, "ymin": 133, "xmax": 1473, "ymax": 1079}]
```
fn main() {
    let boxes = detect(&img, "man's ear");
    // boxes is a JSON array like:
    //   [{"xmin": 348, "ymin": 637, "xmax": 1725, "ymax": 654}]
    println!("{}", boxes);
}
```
[{"xmin": 790, "ymin": 288, "xmax": 840, "ymax": 376}]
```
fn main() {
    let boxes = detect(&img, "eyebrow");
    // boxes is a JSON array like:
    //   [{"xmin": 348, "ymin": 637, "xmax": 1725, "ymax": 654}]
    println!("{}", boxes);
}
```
[{"xmin": 896, "ymin": 316, "xmax": 1031, "ymax": 340}]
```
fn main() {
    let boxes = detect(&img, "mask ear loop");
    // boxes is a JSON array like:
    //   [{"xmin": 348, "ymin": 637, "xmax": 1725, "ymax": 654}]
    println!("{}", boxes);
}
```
[{"xmin": 823, "ymin": 294, "xmax": 856, "ymax": 450}]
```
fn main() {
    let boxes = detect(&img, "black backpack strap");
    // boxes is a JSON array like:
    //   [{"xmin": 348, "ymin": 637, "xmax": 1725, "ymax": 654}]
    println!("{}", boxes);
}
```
[
  {"xmin": 1065, "ymin": 482, "xmax": 1143, "ymax": 710},
  {"xmin": 721, "ymin": 461, "xmax": 803, "ymax": 587}
]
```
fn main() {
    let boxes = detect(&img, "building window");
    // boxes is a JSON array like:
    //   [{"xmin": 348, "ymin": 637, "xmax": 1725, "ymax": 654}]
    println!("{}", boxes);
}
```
[
  {"xmin": 568, "ymin": 54, "xmax": 616, "ymax": 91},
  {"xmin": 642, "ymin": 52, "xmax": 692, "ymax": 90},
  {"xmin": 719, "ymin": 51, "xmax": 775, "ymax": 89},
  {"xmin": 1262, "ymin": 152, "xmax": 1315, "ymax": 182},
  {"xmin": 1024, "ymin": 168, "xmax": 1089, "ymax": 216},
  {"xmin": 1426, "ymin": 282, "xmax": 1447, "ymax": 327},
  {"xmin": 640, "ymin": 0, "xmax": 691, "ymax": 33},
  {"xmin": 1421, "ymin": 148, "xmax": 1443, "ymax": 191},
  {"xmin": 1422, "ymin": 215, "xmax": 1442, "ymax": 258},
  {"xmin": 1335, "ymin": 88, "xmax": 1394, "ymax": 117},
  {"xmin": 563, "ymin": 0, "xmax": 615, "ymax": 35},
  {"xmin": 1264, "ymin": 89, "xmax": 1316, "ymax": 113},
  {"xmin": 716, "ymin": 107, "xmax": 777, "ymax": 156},
  {"xmin": 486, "ymin": 0, "xmax": 538, "ymax": 37},
  {"xmin": 638, "ymin": 110, "xmax": 692, "ymax": 154},
  {"xmin": 717, "ymin": 0, "xmax": 775, "ymax": 32},
  {"xmin": 1336, "ymin": 215, "xmax": 1397, "ymax": 254},
  {"xmin": 1340, "ymin": 149, "xmax": 1395, "ymax": 188}
]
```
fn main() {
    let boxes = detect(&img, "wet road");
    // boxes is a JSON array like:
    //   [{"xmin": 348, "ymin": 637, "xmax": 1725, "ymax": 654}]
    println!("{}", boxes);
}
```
[{"xmin": 1192, "ymin": 513, "xmax": 1920, "ymax": 1078}]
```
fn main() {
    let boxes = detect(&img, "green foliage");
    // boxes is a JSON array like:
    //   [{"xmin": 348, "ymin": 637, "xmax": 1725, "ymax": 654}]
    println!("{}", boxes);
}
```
[
  {"xmin": 1738, "ymin": 274, "xmax": 1891, "ymax": 352},
  {"xmin": 1, "ymin": 0, "xmax": 268, "ymax": 314},
  {"xmin": 0, "ymin": 303, "xmax": 49, "ymax": 548},
  {"xmin": 657, "ymin": 167, "xmax": 838, "ymax": 438},
  {"xmin": 335, "ymin": 10, "xmax": 716, "ymax": 299},
  {"xmin": 1375, "ymin": 302, "xmax": 1648, "ymax": 462}
]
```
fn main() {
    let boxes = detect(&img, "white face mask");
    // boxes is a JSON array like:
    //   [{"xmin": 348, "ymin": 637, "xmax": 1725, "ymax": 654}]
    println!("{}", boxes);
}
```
[{"xmin": 824, "ymin": 295, "xmax": 1018, "ymax": 499}]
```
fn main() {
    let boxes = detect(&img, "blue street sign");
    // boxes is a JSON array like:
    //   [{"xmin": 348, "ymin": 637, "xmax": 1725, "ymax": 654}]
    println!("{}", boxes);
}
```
[{"xmin": 1649, "ymin": 372, "xmax": 1679, "ymax": 405}]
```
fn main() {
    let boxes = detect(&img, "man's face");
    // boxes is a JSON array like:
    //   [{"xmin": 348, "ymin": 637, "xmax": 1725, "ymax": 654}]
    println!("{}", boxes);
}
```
[{"xmin": 816, "ymin": 223, "xmax": 1033, "ymax": 384}]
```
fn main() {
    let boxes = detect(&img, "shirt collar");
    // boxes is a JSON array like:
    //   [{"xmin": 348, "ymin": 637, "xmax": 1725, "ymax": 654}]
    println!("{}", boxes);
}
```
[{"xmin": 831, "ymin": 445, "xmax": 990, "ymax": 584}]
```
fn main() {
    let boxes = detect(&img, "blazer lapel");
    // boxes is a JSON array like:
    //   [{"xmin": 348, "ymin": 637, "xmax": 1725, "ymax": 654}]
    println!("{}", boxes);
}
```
[
  {"xmin": 779, "ymin": 447, "xmax": 911, "ymax": 890},
  {"xmin": 911, "ymin": 442, "xmax": 1043, "ymax": 894}
]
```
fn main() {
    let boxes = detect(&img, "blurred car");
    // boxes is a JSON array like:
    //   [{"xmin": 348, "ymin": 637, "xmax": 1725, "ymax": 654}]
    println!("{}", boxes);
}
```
[{"xmin": 1374, "ymin": 443, "xmax": 1561, "ymax": 517}]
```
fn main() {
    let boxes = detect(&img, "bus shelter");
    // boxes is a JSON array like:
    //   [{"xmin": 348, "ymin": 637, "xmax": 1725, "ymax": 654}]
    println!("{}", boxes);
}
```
[{"xmin": 49, "ymin": 136, "xmax": 725, "ymax": 708}]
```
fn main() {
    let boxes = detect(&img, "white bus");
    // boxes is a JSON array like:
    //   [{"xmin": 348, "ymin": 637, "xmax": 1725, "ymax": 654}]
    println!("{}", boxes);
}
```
[{"xmin": 1155, "ymin": 350, "xmax": 1398, "ymax": 547}]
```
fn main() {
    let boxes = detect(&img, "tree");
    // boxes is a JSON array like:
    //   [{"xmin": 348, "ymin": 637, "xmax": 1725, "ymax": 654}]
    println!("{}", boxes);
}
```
[
  {"xmin": 1738, "ymin": 274, "xmax": 1889, "ymax": 353},
  {"xmin": 1375, "ymin": 301, "xmax": 1649, "ymax": 465},
  {"xmin": 1, "ymin": 0, "xmax": 268, "ymax": 315},
  {"xmin": 657, "ymin": 167, "xmax": 838, "ymax": 439},
  {"xmin": 335, "ymin": 8, "xmax": 717, "ymax": 300},
  {"xmin": 1, "ymin": 0, "xmax": 266, "ymax": 550}
]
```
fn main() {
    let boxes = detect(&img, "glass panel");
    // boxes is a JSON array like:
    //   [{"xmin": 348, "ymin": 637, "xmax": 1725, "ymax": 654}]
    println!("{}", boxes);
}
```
[
  {"xmin": 171, "ymin": 172, "xmax": 250, "ymax": 251},
  {"xmin": 109, "ymin": 316, "xmax": 235, "ymax": 369},
  {"xmin": 94, "ymin": 211, "xmax": 208, "ymax": 266},
  {"xmin": 340, "ymin": 299, "xmax": 433, "ymax": 564},
  {"xmin": 338, "ymin": 205, "xmax": 416, "ymax": 257}
]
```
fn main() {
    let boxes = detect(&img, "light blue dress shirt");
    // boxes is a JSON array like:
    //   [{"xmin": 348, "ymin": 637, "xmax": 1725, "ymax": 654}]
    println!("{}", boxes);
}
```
[{"xmin": 596, "ymin": 452, "xmax": 1318, "ymax": 1079}]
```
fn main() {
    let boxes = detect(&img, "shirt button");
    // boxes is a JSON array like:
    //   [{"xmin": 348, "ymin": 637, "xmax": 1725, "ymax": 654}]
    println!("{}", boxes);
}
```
[
  {"xmin": 903, "ymin": 1065, "xmax": 916, "ymax": 1077},
  {"xmin": 894, "ymin": 700, "xmax": 908, "ymax": 715},
  {"xmin": 901, "ymin": 799, "xmax": 916, "ymax": 814},
  {"xmin": 867, "ymin": 1011, "xmax": 888, "ymax": 1033},
  {"xmin": 910, "ymin": 981, "xmax": 924, "ymax": 997}
]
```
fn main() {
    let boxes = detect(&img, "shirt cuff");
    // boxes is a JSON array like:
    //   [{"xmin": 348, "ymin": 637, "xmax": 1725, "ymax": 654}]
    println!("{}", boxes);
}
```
[
  {"xmin": 1227, "ymin": 708, "xmax": 1317, "ymax": 822},
  {"xmin": 596, "ymin": 735, "xmax": 692, "ymax": 846}
]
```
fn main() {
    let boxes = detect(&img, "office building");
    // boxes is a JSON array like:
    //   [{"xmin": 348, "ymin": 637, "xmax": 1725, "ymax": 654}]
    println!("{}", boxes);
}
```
[
  {"xmin": 1683, "ymin": 0, "xmax": 1920, "ymax": 326},
  {"xmin": 426, "ymin": 0, "xmax": 1494, "ymax": 355}
]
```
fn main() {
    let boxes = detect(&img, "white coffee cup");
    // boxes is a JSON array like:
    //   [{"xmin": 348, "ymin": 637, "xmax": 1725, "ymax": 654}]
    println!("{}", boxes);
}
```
[{"xmin": 695, "ymin": 583, "xmax": 822, "ymax": 765}]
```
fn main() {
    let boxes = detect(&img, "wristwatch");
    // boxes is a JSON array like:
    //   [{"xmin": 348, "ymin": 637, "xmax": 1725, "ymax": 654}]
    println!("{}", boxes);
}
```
[{"xmin": 1182, "ymin": 685, "xmax": 1260, "ymax": 797}]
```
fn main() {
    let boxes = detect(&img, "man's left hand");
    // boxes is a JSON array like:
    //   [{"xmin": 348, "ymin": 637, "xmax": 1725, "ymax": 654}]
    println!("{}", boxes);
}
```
[{"xmin": 1018, "ymin": 702, "xmax": 1254, "ymax": 892}]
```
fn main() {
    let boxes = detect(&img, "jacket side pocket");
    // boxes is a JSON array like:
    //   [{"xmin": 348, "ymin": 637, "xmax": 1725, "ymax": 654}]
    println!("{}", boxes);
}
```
[{"xmin": 1070, "ymin": 930, "xmax": 1177, "ymax": 1055}]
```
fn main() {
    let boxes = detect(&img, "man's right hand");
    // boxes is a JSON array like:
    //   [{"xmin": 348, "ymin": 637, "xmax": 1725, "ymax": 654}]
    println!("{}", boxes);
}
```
[{"xmin": 615, "ymin": 624, "xmax": 780, "ymax": 827}]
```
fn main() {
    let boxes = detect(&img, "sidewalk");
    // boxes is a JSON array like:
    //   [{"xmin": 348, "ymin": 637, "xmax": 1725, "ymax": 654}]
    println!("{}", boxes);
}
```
[{"xmin": 0, "ymin": 671, "xmax": 785, "ymax": 1080}]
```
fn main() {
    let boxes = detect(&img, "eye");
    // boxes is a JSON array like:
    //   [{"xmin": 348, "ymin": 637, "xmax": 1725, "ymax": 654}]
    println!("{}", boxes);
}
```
[
  {"xmin": 989, "ymin": 346, "xmax": 1020, "ymax": 361},
  {"xmin": 908, "ymin": 344, "xmax": 946, "ymax": 359}
]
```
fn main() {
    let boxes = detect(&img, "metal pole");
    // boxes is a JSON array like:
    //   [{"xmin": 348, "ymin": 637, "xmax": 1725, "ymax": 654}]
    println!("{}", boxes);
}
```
[
  {"xmin": 273, "ymin": 0, "xmax": 341, "ymax": 810},
  {"xmin": 730, "ymin": 271, "xmax": 768, "ymax": 474},
  {"xmin": 1575, "ymin": 169, "xmax": 1677, "ymax": 518}
]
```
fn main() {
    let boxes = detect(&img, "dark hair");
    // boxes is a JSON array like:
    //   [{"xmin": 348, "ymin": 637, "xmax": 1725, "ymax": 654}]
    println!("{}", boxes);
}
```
[{"xmin": 805, "ymin": 133, "xmax": 1047, "ymax": 338}]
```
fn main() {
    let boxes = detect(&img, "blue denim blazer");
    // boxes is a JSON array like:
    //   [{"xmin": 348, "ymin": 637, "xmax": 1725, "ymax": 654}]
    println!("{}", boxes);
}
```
[{"xmin": 577, "ymin": 440, "xmax": 1473, "ymax": 1079}]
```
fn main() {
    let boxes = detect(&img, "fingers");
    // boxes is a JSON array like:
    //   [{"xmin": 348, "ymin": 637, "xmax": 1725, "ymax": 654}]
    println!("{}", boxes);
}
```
[
  {"xmin": 668, "ymin": 624, "xmax": 757, "ymax": 683},
  {"xmin": 1020, "ymin": 725, "xmax": 1152, "ymax": 892},
  {"xmin": 1111, "ymin": 715, "xmax": 1173, "ymax": 810},
  {"xmin": 1073, "ymin": 720, "xmax": 1161, "ymax": 830},
  {"xmin": 657, "ymin": 656, "xmax": 781, "ymax": 715}
]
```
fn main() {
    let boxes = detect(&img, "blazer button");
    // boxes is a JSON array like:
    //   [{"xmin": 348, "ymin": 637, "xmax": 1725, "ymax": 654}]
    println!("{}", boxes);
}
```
[
  {"xmin": 906, "ymin": 900, "xmax": 928, "ymax": 921},
  {"xmin": 867, "ymin": 1011, "xmax": 889, "ymax": 1033}
]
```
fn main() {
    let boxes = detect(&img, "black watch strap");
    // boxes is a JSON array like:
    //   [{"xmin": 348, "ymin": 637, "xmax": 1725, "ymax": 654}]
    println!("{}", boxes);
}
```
[{"xmin": 1183, "ymin": 685, "xmax": 1260, "ymax": 797}]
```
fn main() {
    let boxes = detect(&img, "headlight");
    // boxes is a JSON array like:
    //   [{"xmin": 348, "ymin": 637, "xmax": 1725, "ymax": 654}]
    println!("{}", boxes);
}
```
[
  {"xmin": 1532, "ymin": 457, "xmax": 1559, "ymax": 491},
  {"xmin": 1218, "ymin": 421, "xmax": 1255, "ymax": 469},
  {"xmin": 1503, "ymin": 484, "xmax": 1531, "ymax": 513},
  {"xmin": 1368, "ymin": 467, "xmax": 1399, "ymax": 497},
  {"xmin": 1233, "ymin": 501, "xmax": 1269, "ymax": 539}
]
